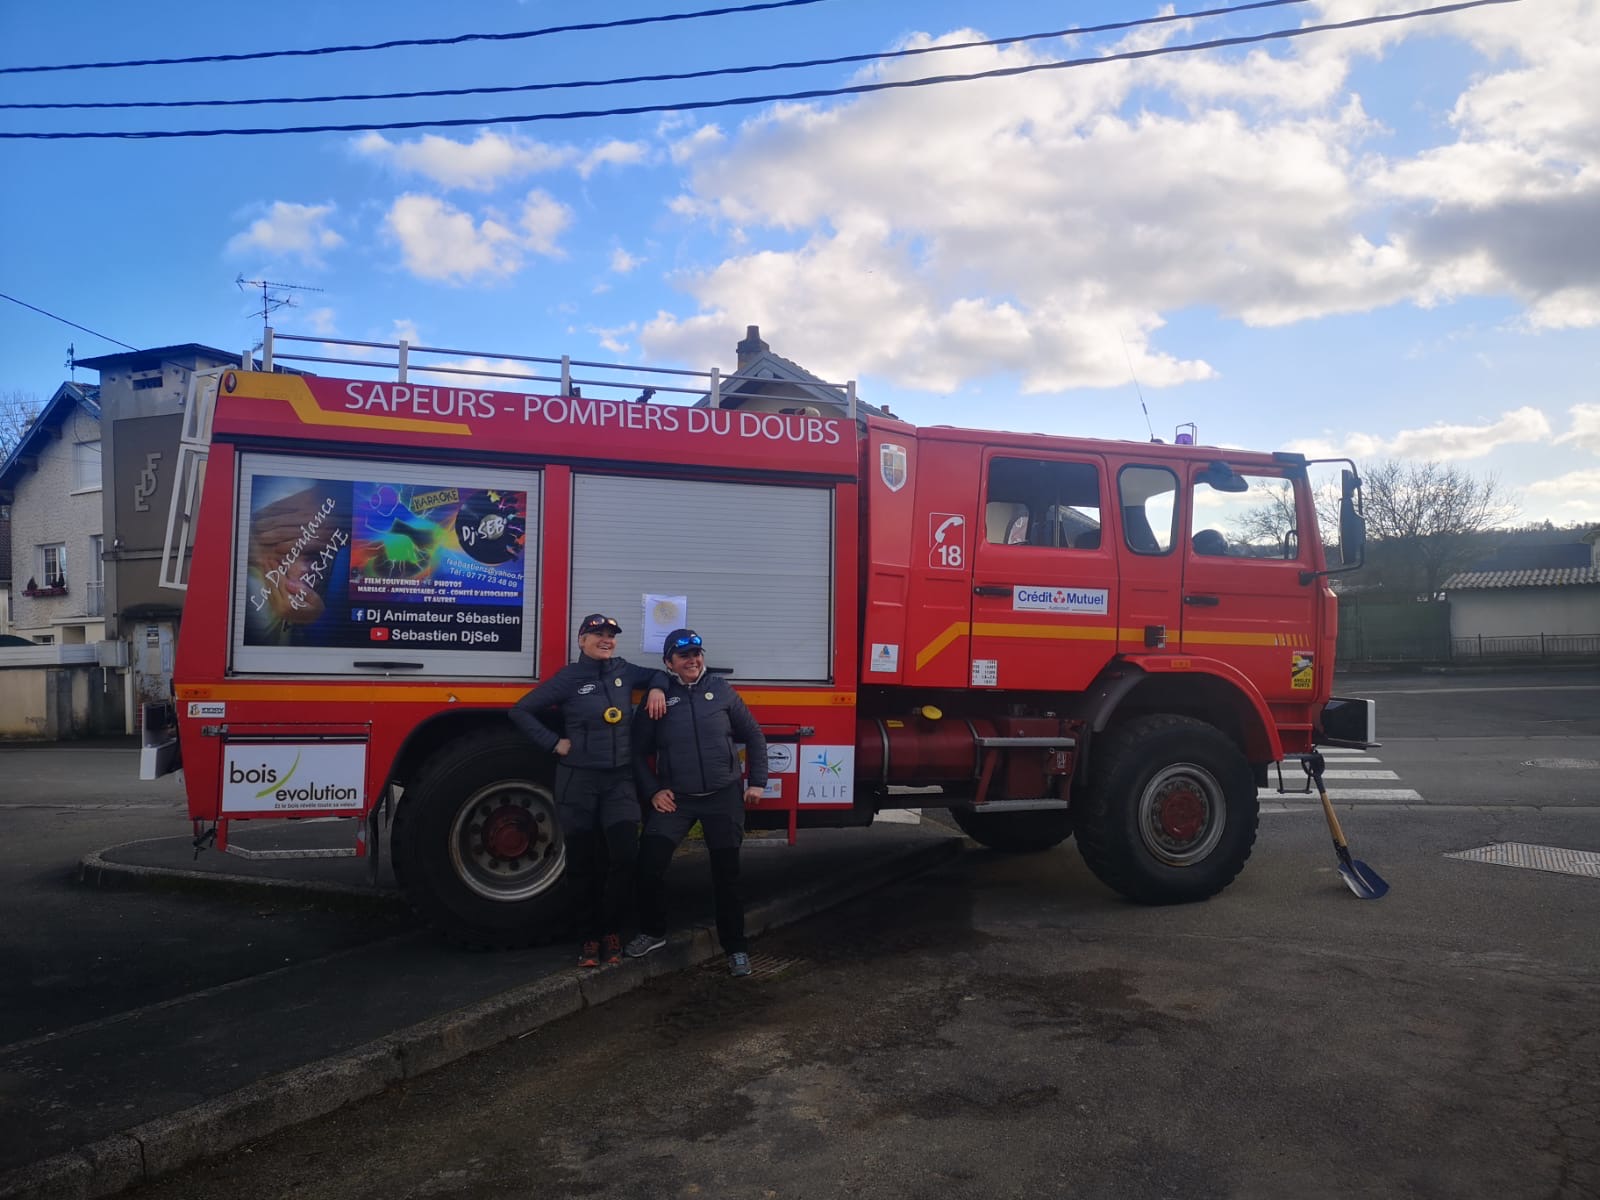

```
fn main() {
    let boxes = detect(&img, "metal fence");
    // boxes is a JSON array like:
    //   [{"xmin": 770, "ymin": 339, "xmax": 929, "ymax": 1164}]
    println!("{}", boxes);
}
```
[{"xmin": 1450, "ymin": 634, "xmax": 1600, "ymax": 660}]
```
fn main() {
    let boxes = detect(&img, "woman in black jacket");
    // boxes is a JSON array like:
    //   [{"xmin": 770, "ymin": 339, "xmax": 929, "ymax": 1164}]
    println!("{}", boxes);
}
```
[
  {"xmin": 510, "ymin": 613, "xmax": 666, "ymax": 967},
  {"xmin": 625, "ymin": 628, "xmax": 767, "ymax": 977}
]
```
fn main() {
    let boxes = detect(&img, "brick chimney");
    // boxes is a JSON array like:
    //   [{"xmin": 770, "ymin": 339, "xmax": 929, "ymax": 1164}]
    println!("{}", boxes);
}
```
[{"xmin": 735, "ymin": 324, "xmax": 769, "ymax": 370}]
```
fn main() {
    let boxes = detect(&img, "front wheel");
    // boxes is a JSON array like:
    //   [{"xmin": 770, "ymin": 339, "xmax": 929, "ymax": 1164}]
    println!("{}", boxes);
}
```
[
  {"xmin": 391, "ymin": 729, "xmax": 570, "ymax": 948},
  {"xmin": 1074, "ymin": 714, "xmax": 1258, "ymax": 904}
]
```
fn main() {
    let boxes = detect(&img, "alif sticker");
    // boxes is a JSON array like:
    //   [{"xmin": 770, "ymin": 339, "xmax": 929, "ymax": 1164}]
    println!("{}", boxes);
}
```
[{"xmin": 1291, "ymin": 650, "xmax": 1314, "ymax": 691}]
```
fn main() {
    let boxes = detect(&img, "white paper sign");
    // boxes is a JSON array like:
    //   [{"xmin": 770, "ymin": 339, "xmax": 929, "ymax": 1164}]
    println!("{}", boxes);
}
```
[
  {"xmin": 869, "ymin": 643, "xmax": 900, "ymax": 673},
  {"xmin": 642, "ymin": 593, "xmax": 688, "ymax": 655}
]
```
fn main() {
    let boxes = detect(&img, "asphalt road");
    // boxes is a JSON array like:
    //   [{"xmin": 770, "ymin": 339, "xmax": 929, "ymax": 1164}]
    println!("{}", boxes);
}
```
[
  {"xmin": 0, "ymin": 745, "xmax": 409, "ymax": 1046},
  {"xmin": 99, "ymin": 668, "xmax": 1599, "ymax": 1200},
  {"xmin": 1345, "ymin": 666, "xmax": 1600, "ymax": 808}
]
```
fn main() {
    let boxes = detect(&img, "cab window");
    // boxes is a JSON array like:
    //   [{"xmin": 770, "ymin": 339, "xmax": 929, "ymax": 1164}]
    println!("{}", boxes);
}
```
[
  {"xmin": 1189, "ymin": 465, "xmax": 1307, "ymax": 561},
  {"xmin": 983, "ymin": 457, "xmax": 1102, "ymax": 549},
  {"xmin": 1117, "ymin": 465, "xmax": 1178, "ymax": 555}
]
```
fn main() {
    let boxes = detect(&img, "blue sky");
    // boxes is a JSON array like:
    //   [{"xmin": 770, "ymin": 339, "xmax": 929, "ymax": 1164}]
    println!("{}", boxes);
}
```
[{"xmin": 3, "ymin": 0, "xmax": 1597, "ymax": 525}]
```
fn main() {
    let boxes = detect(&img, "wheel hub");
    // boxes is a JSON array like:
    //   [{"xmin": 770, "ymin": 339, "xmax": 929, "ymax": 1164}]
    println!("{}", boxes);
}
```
[
  {"xmin": 481, "ymin": 806, "xmax": 540, "ymax": 860},
  {"xmin": 1156, "ymin": 784, "xmax": 1206, "ymax": 843},
  {"xmin": 448, "ymin": 783, "xmax": 564, "ymax": 902},
  {"xmin": 1138, "ymin": 763, "xmax": 1226, "ymax": 867}
]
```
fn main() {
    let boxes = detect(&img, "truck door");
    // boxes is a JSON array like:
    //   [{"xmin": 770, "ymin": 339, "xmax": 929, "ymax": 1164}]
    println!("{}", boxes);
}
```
[
  {"xmin": 1181, "ymin": 462, "xmax": 1320, "ymax": 706},
  {"xmin": 1114, "ymin": 463, "xmax": 1184, "ymax": 658},
  {"xmin": 969, "ymin": 451, "xmax": 1116, "ymax": 692}
]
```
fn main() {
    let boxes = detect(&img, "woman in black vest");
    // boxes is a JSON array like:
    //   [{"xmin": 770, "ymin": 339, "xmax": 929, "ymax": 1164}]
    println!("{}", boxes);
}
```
[{"xmin": 510, "ymin": 614, "xmax": 667, "ymax": 967}]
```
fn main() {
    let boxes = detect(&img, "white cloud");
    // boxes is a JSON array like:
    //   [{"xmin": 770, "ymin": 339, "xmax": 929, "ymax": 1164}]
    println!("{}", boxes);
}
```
[
  {"xmin": 668, "ymin": 124, "xmax": 725, "ymax": 164},
  {"xmin": 1554, "ymin": 404, "xmax": 1600, "ymax": 455},
  {"xmin": 610, "ymin": 247, "xmax": 642, "ymax": 274},
  {"xmin": 383, "ymin": 190, "xmax": 571, "ymax": 283},
  {"xmin": 643, "ymin": 4, "xmax": 1600, "ymax": 392},
  {"xmin": 578, "ymin": 140, "xmax": 649, "ymax": 178},
  {"xmin": 226, "ymin": 201, "xmax": 342, "ymax": 264},
  {"xmin": 1293, "ymin": 407, "xmax": 1554, "ymax": 462},
  {"xmin": 1379, "ymin": 407, "xmax": 1553, "ymax": 460},
  {"xmin": 1525, "ymin": 468, "xmax": 1600, "ymax": 523},
  {"xmin": 353, "ymin": 131, "xmax": 575, "ymax": 190},
  {"xmin": 518, "ymin": 190, "xmax": 571, "ymax": 256},
  {"xmin": 303, "ymin": 307, "xmax": 338, "ymax": 336},
  {"xmin": 412, "ymin": 357, "xmax": 547, "ymax": 392},
  {"xmin": 589, "ymin": 324, "xmax": 637, "ymax": 355},
  {"xmin": 392, "ymin": 318, "xmax": 421, "ymax": 345}
]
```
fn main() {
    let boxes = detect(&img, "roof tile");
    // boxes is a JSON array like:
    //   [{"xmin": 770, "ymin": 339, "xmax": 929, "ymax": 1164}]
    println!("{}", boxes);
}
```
[{"xmin": 1443, "ymin": 567, "xmax": 1600, "ymax": 589}]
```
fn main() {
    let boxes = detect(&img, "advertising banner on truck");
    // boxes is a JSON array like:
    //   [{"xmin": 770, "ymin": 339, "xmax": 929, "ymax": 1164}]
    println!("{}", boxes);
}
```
[{"xmin": 243, "ymin": 473, "xmax": 528, "ymax": 653}]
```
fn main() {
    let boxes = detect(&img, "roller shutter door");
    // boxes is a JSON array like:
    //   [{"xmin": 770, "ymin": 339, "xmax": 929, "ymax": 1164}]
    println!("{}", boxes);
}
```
[{"xmin": 570, "ymin": 474, "xmax": 833, "ymax": 682}]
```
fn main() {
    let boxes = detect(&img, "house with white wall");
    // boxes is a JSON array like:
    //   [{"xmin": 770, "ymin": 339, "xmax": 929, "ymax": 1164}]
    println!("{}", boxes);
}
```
[
  {"xmin": 0, "ymin": 381, "xmax": 124, "ymax": 736},
  {"xmin": 1443, "ymin": 530, "xmax": 1600, "ymax": 651},
  {"xmin": 0, "ymin": 381, "xmax": 106, "ymax": 646}
]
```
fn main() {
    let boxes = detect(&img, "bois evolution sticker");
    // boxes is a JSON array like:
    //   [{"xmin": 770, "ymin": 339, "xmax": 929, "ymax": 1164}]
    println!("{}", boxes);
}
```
[{"xmin": 220, "ymin": 742, "xmax": 367, "ymax": 813}]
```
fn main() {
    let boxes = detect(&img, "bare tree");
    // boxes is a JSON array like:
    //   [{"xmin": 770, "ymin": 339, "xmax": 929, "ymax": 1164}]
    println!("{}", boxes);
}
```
[
  {"xmin": 1360, "ymin": 460, "xmax": 1517, "ymax": 598},
  {"xmin": 1229, "ymin": 478, "xmax": 1342, "ymax": 557},
  {"xmin": 2, "ymin": 389, "xmax": 42, "ymax": 461}
]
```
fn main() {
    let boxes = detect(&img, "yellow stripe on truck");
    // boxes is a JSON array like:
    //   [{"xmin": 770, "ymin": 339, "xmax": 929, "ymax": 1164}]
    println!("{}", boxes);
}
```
[
  {"xmin": 913, "ymin": 621, "xmax": 1302, "ymax": 668},
  {"xmin": 177, "ymin": 682, "xmax": 854, "ymax": 707},
  {"xmin": 237, "ymin": 373, "xmax": 473, "ymax": 437}
]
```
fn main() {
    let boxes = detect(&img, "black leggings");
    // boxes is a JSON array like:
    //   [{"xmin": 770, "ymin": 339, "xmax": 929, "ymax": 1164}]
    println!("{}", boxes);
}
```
[
  {"xmin": 564, "ymin": 821, "xmax": 639, "ymax": 940},
  {"xmin": 635, "ymin": 838, "xmax": 746, "ymax": 954}
]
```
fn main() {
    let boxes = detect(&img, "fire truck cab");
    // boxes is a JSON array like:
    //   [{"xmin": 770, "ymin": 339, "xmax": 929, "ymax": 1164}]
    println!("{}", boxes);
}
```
[{"xmin": 154, "ymin": 334, "xmax": 1370, "ymax": 946}]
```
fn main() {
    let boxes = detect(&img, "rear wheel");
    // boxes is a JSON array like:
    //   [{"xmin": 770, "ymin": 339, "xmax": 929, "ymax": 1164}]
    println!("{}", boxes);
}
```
[
  {"xmin": 1074, "ymin": 714, "xmax": 1257, "ymax": 904},
  {"xmin": 391, "ymin": 729, "xmax": 570, "ymax": 948},
  {"xmin": 949, "ymin": 805, "xmax": 1074, "ymax": 853}
]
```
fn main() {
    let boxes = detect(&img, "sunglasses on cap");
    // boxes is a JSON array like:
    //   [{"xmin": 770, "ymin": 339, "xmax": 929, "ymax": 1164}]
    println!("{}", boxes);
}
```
[{"xmin": 667, "ymin": 633, "xmax": 704, "ymax": 654}]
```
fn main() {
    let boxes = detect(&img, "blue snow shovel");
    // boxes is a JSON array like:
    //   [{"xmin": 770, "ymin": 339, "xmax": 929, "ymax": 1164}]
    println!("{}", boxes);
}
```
[{"xmin": 1305, "ymin": 751, "xmax": 1389, "ymax": 900}]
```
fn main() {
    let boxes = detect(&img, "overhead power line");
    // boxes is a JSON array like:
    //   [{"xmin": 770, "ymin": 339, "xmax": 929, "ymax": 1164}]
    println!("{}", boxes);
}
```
[
  {"xmin": 0, "ymin": 0, "xmax": 1521, "ymax": 141},
  {"xmin": 0, "ymin": 290, "xmax": 138, "ymax": 350},
  {"xmin": 1, "ymin": 0, "xmax": 1316, "ymax": 111},
  {"xmin": 0, "ymin": 0, "xmax": 829, "ymax": 76}
]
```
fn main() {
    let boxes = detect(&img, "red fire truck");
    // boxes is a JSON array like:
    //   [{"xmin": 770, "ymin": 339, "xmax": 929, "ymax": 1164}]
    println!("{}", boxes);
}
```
[{"xmin": 152, "ymin": 332, "xmax": 1373, "ymax": 945}]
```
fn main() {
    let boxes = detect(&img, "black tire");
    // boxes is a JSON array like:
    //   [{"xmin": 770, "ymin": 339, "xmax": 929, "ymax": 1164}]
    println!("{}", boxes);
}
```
[
  {"xmin": 390, "ymin": 729, "xmax": 570, "ymax": 949},
  {"xmin": 1074, "ymin": 714, "xmax": 1258, "ymax": 905},
  {"xmin": 949, "ymin": 805, "xmax": 1074, "ymax": 853}
]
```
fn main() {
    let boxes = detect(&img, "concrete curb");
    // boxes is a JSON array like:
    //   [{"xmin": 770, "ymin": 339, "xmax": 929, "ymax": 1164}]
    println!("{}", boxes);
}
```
[
  {"xmin": 5, "ymin": 833, "xmax": 963, "ymax": 1200},
  {"xmin": 77, "ymin": 841, "xmax": 407, "ymax": 914}
]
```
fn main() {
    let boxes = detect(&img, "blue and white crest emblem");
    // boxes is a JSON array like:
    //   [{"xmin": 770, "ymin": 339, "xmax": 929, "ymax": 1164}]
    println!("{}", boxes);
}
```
[{"xmin": 879, "ymin": 443, "xmax": 908, "ymax": 493}]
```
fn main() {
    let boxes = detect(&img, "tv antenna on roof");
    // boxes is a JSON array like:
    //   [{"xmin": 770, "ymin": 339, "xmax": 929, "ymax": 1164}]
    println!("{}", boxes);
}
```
[{"xmin": 236, "ymin": 275, "xmax": 324, "ymax": 342}]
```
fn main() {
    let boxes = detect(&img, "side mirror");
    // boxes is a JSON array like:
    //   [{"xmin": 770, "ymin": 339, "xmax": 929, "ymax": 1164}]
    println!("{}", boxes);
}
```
[
  {"xmin": 1339, "ymin": 468, "xmax": 1366, "ymax": 567},
  {"xmin": 1196, "ymin": 460, "xmax": 1249, "ymax": 494}
]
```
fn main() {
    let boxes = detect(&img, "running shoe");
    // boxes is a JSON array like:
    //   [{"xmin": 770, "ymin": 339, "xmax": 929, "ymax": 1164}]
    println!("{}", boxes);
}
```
[{"xmin": 625, "ymin": 932, "xmax": 667, "ymax": 958}]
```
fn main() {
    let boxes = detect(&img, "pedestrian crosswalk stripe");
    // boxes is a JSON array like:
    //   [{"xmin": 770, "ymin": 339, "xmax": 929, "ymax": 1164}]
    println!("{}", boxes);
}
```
[
  {"xmin": 1320, "ymin": 769, "xmax": 1399, "ymax": 779},
  {"xmin": 1259, "ymin": 787, "xmax": 1423, "ymax": 801}
]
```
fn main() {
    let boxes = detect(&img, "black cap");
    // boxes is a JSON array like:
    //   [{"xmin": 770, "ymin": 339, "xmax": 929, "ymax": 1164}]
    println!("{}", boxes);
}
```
[
  {"xmin": 577, "ymin": 613, "xmax": 621, "ymax": 636},
  {"xmin": 661, "ymin": 628, "xmax": 704, "ymax": 660}
]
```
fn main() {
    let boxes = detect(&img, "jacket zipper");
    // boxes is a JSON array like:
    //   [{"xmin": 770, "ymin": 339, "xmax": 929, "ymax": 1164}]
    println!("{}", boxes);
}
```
[{"xmin": 689, "ymin": 683, "xmax": 707, "ymax": 792}]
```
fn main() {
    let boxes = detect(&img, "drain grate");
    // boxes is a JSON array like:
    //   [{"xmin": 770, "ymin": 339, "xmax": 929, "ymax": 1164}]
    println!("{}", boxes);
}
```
[
  {"xmin": 1446, "ymin": 842, "xmax": 1600, "ymax": 879},
  {"xmin": 706, "ymin": 952, "xmax": 812, "ymax": 980}
]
